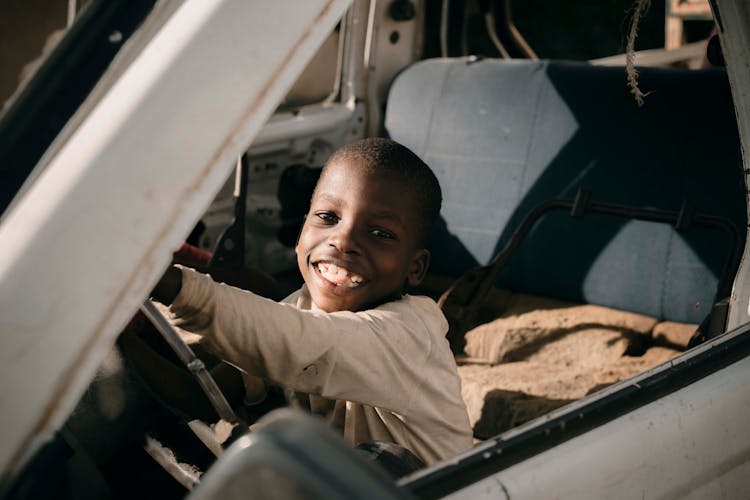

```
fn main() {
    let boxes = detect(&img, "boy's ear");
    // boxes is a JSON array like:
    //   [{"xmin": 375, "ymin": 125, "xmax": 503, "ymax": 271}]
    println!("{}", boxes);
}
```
[{"xmin": 407, "ymin": 249, "xmax": 430, "ymax": 287}]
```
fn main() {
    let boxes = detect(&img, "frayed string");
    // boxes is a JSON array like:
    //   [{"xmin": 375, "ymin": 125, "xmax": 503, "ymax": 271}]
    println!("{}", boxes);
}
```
[{"xmin": 626, "ymin": 0, "xmax": 652, "ymax": 106}]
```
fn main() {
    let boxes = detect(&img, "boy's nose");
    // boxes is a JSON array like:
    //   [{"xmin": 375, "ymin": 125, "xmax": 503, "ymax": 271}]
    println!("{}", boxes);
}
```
[{"xmin": 328, "ymin": 223, "xmax": 361, "ymax": 254}]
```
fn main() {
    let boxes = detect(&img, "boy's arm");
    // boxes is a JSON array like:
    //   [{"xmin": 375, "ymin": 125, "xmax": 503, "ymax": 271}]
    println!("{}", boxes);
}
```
[{"xmin": 169, "ymin": 266, "xmax": 443, "ymax": 414}]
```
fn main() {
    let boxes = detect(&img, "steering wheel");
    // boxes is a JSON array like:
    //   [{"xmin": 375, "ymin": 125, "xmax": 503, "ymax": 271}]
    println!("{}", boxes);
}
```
[
  {"xmin": 140, "ymin": 300, "xmax": 245, "ymax": 425},
  {"xmin": 118, "ymin": 302, "xmax": 286, "ymax": 445},
  {"xmin": 120, "ymin": 310, "xmax": 233, "ymax": 419}
]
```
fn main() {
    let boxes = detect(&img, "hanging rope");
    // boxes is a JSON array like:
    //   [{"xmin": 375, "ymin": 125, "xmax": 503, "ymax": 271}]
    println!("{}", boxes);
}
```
[{"xmin": 625, "ymin": 0, "xmax": 652, "ymax": 106}]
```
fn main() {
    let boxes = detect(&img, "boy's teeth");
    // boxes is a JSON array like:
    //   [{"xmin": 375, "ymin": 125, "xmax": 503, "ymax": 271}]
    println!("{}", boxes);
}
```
[{"xmin": 317, "ymin": 262, "xmax": 364, "ymax": 286}]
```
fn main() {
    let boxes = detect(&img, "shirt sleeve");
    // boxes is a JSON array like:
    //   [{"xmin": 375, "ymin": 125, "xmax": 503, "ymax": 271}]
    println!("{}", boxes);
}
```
[{"xmin": 169, "ymin": 266, "xmax": 446, "ymax": 417}]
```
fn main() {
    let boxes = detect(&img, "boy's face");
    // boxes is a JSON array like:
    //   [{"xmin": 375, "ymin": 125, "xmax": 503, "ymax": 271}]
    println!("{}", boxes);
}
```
[{"xmin": 296, "ymin": 160, "xmax": 429, "ymax": 312}]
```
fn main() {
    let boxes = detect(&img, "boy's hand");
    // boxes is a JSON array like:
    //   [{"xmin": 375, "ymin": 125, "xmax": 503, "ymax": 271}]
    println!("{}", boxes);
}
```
[{"xmin": 151, "ymin": 265, "xmax": 182, "ymax": 305}]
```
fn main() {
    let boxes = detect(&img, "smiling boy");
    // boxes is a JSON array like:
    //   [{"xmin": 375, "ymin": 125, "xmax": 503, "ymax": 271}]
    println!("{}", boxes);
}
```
[
  {"xmin": 153, "ymin": 138, "xmax": 472, "ymax": 465},
  {"xmin": 298, "ymin": 140, "xmax": 433, "ymax": 313}
]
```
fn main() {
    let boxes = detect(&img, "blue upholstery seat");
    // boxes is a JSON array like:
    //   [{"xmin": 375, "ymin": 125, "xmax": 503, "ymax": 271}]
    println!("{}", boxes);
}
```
[{"xmin": 385, "ymin": 58, "xmax": 745, "ymax": 324}]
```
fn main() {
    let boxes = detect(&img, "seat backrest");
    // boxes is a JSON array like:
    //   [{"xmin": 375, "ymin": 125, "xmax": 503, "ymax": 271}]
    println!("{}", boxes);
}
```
[{"xmin": 385, "ymin": 58, "xmax": 745, "ymax": 324}]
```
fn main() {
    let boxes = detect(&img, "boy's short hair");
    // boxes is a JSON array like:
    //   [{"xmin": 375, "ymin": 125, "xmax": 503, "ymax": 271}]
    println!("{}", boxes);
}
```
[{"xmin": 322, "ymin": 138, "xmax": 442, "ymax": 245}]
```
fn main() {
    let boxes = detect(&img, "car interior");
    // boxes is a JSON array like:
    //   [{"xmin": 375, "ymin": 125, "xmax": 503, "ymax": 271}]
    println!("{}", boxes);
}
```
[{"xmin": 1, "ymin": 0, "xmax": 746, "ymax": 498}]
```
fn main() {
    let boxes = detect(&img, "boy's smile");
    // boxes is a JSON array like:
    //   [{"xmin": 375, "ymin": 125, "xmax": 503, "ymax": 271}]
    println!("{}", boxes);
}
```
[
  {"xmin": 296, "ymin": 160, "xmax": 429, "ymax": 312},
  {"xmin": 314, "ymin": 261, "xmax": 365, "ymax": 287}
]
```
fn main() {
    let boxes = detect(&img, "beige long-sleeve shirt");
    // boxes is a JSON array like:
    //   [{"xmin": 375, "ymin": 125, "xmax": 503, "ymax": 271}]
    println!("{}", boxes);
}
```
[{"xmin": 169, "ymin": 267, "xmax": 473, "ymax": 464}]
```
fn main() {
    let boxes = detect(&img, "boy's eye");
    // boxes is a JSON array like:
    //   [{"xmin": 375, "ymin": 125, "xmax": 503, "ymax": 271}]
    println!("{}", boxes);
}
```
[
  {"xmin": 370, "ymin": 227, "xmax": 396, "ymax": 240},
  {"xmin": 314, "ymin": 211, "xmax": 338, "ymax": 224}
]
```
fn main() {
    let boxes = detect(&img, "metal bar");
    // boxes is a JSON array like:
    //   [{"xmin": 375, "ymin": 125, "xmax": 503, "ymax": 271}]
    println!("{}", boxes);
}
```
[
  {"xmin": 484, "ymin": 10, "xmax": 510, "ymax": 59},
  {"xmin": 440, "ymin": 191, "xmax": 741, "ymax": 349},
  {"xmin": 440, "ymin": 0, "xmax": 450, "ymax": 57},
  {"xmin": 209, "ymin": 154, "xmax": 248, "ymax": 268},
  {"xmin": 67, "ymin": 0, "xmax": 77, "ymax": 27}
]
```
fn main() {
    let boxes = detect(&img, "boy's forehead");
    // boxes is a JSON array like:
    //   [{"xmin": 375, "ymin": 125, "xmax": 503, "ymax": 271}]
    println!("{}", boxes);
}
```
[
  {"xmin": 314, "ymin": 161, "xmax": 419, "ymax": 220},
  {"xmin": 317, "ymin": 159, "xmax": 402, "ymax": 190}
]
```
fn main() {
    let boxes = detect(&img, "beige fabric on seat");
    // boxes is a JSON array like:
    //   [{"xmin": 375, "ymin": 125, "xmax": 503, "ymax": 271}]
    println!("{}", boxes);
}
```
[
  {"xmin": 458, "ymin": 293, "xmax": 688, "ymax": 439},
  {"xmin": 463, "ymin": 293, "xmax": 658, "ymax": 365}
]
